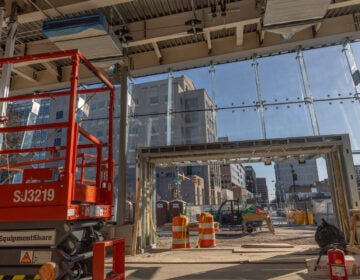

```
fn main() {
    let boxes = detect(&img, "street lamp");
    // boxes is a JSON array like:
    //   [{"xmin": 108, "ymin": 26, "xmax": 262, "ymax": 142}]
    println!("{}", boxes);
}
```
[
  {"xmin": 290, "ymin": 164, "xmax": 296, "ymax": 185},
  {"xmin": 290, "ymin": 164, "xmax": 297, "ymax": 205}
]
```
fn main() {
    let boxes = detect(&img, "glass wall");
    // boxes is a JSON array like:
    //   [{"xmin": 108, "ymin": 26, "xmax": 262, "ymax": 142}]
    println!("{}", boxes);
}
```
[
  {"xmin": 132, "ymin": 43, "xmax": 360, "ymax": 148},
  {"xmin": 129, "ymin": 41, "xmax": 360, "ymax": 202}
]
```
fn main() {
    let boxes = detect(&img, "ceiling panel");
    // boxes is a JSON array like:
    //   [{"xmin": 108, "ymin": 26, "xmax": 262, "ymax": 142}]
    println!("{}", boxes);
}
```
[{"xmin": 1, "ymin": 0, "xmax": 360, "ymax": 87}]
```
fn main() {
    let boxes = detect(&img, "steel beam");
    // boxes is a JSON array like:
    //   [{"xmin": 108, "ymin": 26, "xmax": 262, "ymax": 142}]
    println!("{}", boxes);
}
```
[
  {"xmin": 343, "ymin": 39, "xmax": 360, "ymax": 95},
  {"xmin": 252, "ymin": 56, "xmax": 267, "ymax": 139},
  {"xmin": 297, "ymin": 47, "xmax": 320, "ymax": 136},
  {"xmin": 135, "ymin": 134, "xmax": 358, "ymax": 251}
]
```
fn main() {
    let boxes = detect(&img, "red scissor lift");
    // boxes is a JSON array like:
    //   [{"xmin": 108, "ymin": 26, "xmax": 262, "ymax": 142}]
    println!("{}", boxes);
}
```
[{"xmin": 0, "ymin": 50, "xmax": 118, "ymax": 279}]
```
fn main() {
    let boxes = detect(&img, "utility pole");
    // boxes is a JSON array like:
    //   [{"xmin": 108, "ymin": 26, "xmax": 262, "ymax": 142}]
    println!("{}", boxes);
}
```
[
  {"xmin": 290, "ymin": 164, "xmax": 297, "ymax": 207},
  {"xmin": 166, "ymin": 70, "xmax": 173, "ymax": 146}
]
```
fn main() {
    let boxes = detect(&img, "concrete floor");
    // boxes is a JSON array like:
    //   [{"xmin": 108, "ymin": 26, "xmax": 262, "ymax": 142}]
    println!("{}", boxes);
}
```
[
  {"xmin": 125, "ymin": 263, "xmax": 314, "ymax": 280},
  {"xmin": 120, "ymin": 222, "xmax": 358, "ymax": 280}
]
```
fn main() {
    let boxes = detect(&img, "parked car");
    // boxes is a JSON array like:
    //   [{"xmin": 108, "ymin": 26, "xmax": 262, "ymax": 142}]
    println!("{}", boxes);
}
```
[{"xmin": 276, "ymin": 208, "xmax": 286, "ymax": 217}]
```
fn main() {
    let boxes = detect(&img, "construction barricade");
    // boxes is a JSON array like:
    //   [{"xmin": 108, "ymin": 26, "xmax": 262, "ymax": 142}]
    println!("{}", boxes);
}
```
[
  {"xmin": 294, "ymin": 210, "xmax": 305, "ymax": 225},
  {"xmin": 198, "ymin": 212, "xmax": 216, "ymax": 248},
  {"xmin": 286, "ymin": 210, "xmax": 296, "ymax": 224},
  {"xmin": 172, "ymin": 215, "xmax": 190, "ymax": 249},
  {"xmin": 93, "ymin": 237, "xmax": 125, "ymax": 280},
  {"xmin": 242, "ymin": 212, "xmax": 275, "ymax": 234},
  {"xmin": 286, "ymin": 209, "xmax": 314, "ymax": 225},
  {"xmin": 307, "ymin": 210, "xmax": 314, "ymax": 225},
  {"xmin": 293, "ymin": 210, "xmax": 314, "ymax": 225}
]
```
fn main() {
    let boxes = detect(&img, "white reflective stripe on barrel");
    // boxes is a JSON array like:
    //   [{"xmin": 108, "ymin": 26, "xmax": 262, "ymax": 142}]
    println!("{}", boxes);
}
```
[
  {"xmin": 172, "ymin": 226, "xmax": 187, "ymax": 231},
  {"xmin": 200, "ymin": 234, "xmax": 215, "ymax": 240},
  {"xmin": 199, "ymin": 222, "xmax": 214, "ymax": 229}
]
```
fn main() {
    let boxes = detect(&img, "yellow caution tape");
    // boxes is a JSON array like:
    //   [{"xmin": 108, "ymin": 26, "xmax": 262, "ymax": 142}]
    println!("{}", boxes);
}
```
[
  {"xmin": 149, "ymin": 211, "xmax": 161, "ymax": 247},
  {"xmin": 0, "ymin": 275, "xmax": 40, "ymax": 280},
  {"xmin": 12, "ymin": 276, "xmax": 25, "ymax": 280}
]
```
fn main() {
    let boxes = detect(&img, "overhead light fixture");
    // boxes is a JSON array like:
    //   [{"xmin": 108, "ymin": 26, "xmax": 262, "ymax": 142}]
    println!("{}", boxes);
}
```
[
  {"xmin": 219, "ymin": 0, "xmax": 227, "ymax": 16},
  {"xmin": 262, "ymin": 0, "xmax": 331, "ymax": 41},
  {"xmin": 185, "ymin": 18, "xmax": 203, "ymax": 35},
  {"xmin": 116, "ymin": 26, "xmax": 133, "ymax": 43},
  {"xmin": 210, "ymin": 0, "xmax": 217, "ymax": 17},
  {"xmin": 298, "ymin": 159, "xmax": 306, "ymax": 164}
]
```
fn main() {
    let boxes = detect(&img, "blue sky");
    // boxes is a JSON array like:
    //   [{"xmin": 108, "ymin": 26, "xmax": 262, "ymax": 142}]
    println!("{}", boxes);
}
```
[{"xmin": 134, "ymin": 43, "xmax": 360, "ymax": 200}]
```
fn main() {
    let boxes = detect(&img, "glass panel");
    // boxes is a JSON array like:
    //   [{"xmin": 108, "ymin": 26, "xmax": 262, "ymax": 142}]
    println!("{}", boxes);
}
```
[
  {"xmin": 217, "ymin": 108, "xmax": 262, "ymax": 141},
  {"xmin": 174, "ymin": 67, "xmax": 212, "ymax": 95},
  {"xmin": 260, "ymin": 53, "xmax": 304, "ymax": 103},
  {"xmin": 349, "ymin": 41, "xmax": 360, "ymax": 74},
  {"xmin": 212, "ymin": 60, "xmax": 257, "ymax": 107},
  {"xmin": 303, "ymin": 45, "xmax": 354, "ymax": 99},
  {"xmin": 263, "ymin": 103, "xmax": 313, "ymax": 138},
  {"xmin": 314, "ymin": 99, "xmax": 360, "ymax": 151},
  {"xmin": 258, "ymin": 52, "xmax": 314, "ymax": 138},
  {"xmin": 214, "ymin": 61, "xmax": 261, "ymax": 140}
]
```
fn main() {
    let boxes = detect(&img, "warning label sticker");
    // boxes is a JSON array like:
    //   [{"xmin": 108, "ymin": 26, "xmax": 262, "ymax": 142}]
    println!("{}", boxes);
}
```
[
  {"xmin": 19, "ymin": 250, "xmax": 52, "ymax": 265},
  {"xmin": 20, "ymin": 251, "xmax": 33, "ymax": 264}
]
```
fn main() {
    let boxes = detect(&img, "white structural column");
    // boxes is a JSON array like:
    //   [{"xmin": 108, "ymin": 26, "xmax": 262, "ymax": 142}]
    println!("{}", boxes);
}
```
[
  {"xmin": 117, "ymin": 65, "xmax": 129, "ymax": 225},
  {"xmin": 150, "ymin": 162, "xmax": 156, "ymax": 246},
  {"xmin": 0, "ymin": 1, "xmax": 5, "ymax": 48},
  {"xmin": 252, "ymin": 55, "xmax": 267, "ymax": 139},
  {"xmin": 209, "ymin": 63, "xmax": 216, "ymax": 103},
  {"xmin": 342, "ymin": 39, "xmax": 360, "ymax": 96},
  {"xmin": 0, "ymin": 1, "xmax": 17, "ymax": 149},
  {"xmin": 209, "ymin": 63, "xmax": 218, "ymax": 142},
  {"xmin": 132, "ymin": 154, "xmax": 142, "ymax": 255},
  {"xmin": 141, "ymin": 161, "xmax": 148, "ymax": 250},
  {"xmin": 166, "ymin": 70, "xmax": 173, "ymax": 145},
  {"xmin": 297, "ymin": 47, "xmax": 320, "ymax": 136}
]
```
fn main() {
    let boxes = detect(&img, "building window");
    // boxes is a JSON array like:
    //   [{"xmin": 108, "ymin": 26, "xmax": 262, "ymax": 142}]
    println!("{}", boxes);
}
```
[
  {"xmin": 149, "ymin": 96, "xmax": 159, "ymax": 105},
  {"xmin": 129, "ymin": 127, "xmax": 138, "ymax": 135},
  {"xmin": 54, "ymin": 138, "xmax": 61, "ymax": 146},
  {"xmin": 56, "ymin": 111, "xmax": 64, "ymax": 119},
  {"xmin": 185, "ymin": 114, "xmax": 199, "ymax": 123},
  {"xmin": 186, "ymin": 99, "xmax": 200, "ymax": 111},
  {"xmin": 98, "ymin": 101, "xmax": 105, "ymax": 109}
]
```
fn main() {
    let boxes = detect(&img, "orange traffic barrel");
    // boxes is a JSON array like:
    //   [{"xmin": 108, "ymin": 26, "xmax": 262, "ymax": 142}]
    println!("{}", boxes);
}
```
[
  {"xmin": 172, "ymin": 215, "xmax": 190, "ymax": 249},
  {"xmin": 198, "ymin": 212, "xmax": 216, "ymax": 248},
  {"xmin": 294, "ymin": 210, "xmax": 305, "ymax": 225},
  {"xmin": 307, "ymin": 210, "xmax": 314, "ymax": 225}
]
